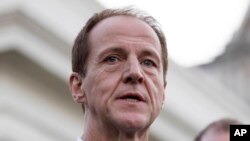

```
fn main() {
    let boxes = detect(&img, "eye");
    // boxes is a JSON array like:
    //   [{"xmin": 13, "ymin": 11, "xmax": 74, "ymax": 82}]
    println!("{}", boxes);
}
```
[
  {"xmin": 142, "ymin": 59, "xmax": 156, "ymax": 67},
  {"xmin": 104, "ymin": 55, "xmax": 120, "ymax": 64}
]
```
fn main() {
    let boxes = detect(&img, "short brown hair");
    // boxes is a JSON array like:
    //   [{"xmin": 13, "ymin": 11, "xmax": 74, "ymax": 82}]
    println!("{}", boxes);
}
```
[{"xmin": 71, "ymin": 7, "xmax": 168, "ymax": 85}]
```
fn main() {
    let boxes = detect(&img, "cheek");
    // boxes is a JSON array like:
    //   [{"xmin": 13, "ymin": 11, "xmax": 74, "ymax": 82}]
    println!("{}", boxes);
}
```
[
  {"xmin": 102, "ymin": 62, "xmax": 124, "ymax": 72},
  {"xmin": 87, "ymin": 62, "xmax": 125, "ymax": 95},
  {"xmin": 143, "ymin": 67, "xmax": 159, "ymax": 76},
  {"xmin": 84, "ymin": 68, "xmax": 122, "ymax": 105},
  {"xmin": 144, "ymin": 73, "xmax": 165, "ymax": 110},
  {"xmin": 143, "ymin": 63, "xmax": 164, "ymax": 83}
]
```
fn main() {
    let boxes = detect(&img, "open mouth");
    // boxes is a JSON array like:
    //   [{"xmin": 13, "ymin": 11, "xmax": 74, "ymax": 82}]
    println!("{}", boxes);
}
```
[{"xmin": 119, "ymin": 93, "xmax": 144, "ymax": 102}]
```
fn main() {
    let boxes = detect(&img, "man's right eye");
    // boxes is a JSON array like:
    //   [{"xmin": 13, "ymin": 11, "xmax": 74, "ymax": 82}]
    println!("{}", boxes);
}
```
[{"xmin": 104, "ymin": 55, "xmax": 120, "ymax": 64}]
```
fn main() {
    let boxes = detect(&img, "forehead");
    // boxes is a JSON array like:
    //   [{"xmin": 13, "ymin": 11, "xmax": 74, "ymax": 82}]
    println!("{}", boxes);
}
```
[{"xmin": 88, "ymin": 15, "xmax": 161, "ymax": 51}]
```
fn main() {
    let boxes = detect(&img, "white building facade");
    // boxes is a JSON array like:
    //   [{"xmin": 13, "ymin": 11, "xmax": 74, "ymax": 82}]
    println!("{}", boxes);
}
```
[{"xmin": 1, "ymin": 0, "xmax": 249, "ymax": 141}]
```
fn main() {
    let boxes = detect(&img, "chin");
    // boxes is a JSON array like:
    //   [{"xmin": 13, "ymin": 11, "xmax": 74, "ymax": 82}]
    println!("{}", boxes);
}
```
[{"xmin": 116, "ymin": 113, "xmax": 150, "ymax": 131}]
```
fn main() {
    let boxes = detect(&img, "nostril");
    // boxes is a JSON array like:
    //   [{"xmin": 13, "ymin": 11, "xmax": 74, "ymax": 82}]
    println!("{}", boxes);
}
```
[
  {"xmin": 124, "ymin": 76, "xmax": 133, "ymax": 84},
  {"xmin": 124, "ymin": 74, "xmax": 143, "ymax": 84},
  {"xmin": 138, "ymin": 77, "xmax": 143, "ymax": 83}
]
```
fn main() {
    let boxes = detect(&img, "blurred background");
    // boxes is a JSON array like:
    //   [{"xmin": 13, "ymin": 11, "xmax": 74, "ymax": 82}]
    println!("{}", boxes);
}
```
[{"xmin": 0, "ymin": 0, "xmax": 249, "ymax": 141}]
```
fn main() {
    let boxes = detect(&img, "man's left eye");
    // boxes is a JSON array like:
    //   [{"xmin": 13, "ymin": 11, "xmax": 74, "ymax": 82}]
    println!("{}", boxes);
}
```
[{"xmin": 142, "ymin": 59, "xmax": 155, "ymax": 67}]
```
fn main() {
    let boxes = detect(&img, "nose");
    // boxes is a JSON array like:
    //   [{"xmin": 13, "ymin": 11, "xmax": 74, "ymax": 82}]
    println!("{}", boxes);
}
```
[{"xmin": 122, "ymin": 57, "xmax": 144, "ymax": 84}]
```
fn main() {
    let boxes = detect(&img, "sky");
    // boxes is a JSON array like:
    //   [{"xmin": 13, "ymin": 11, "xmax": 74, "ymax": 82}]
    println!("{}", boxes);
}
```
[{"xmin": 96, "ymin": 0, "xmax": 249, "ymax": 67}]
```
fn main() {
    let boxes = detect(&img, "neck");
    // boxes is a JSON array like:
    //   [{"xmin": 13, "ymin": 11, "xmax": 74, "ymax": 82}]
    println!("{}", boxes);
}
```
[{"xmin": 82, "ymin": 111, "xmax": 150, "ymax": 141}]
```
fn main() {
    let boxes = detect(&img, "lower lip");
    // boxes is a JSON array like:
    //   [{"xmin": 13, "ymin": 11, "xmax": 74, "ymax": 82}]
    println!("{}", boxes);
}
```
[
  {"xmin": 123, "ymin": 98, "xmax": 141, "ymax": 102},
  {"xmin": 116, "ymin": 98, "xmax": 145, "ymax": 106}
]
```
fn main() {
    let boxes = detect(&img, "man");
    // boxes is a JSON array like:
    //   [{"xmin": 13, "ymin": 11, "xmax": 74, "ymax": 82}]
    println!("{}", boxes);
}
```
[
  {"xmin": 194, "ymin": 118, "xmax": 240, "ymax": 141},
  {"xmin": 68, "ymin": 7, "xmax": 168, "ymax": 141}
]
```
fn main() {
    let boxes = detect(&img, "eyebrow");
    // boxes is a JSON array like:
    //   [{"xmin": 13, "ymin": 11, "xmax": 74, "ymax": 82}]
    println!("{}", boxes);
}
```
[
  {"xmin": 139, "ymin": 49, "xmax": 161, "ymax": 62},
  {"xmin": 98, "ymin": 47, "xmax": 127, "ymax": 59},
  {"xmin": 98, "ymin": 46, "xmax": 161, "ymax": 62}
]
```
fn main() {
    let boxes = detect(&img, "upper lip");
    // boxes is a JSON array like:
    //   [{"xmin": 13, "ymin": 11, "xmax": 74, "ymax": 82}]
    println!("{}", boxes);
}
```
[{"xmin": 117, "ymin": 92, "xmax": 146, "ymax": 102}]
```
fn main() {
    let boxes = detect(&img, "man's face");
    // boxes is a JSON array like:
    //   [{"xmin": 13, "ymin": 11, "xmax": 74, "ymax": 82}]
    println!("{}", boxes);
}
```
[{"xmin": 82, "ymin": 16, "xmax": 165, "ymax": 132}]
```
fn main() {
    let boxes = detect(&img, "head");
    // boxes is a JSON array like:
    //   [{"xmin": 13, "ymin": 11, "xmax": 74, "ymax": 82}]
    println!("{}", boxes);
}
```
[
  {"xmin": 195, "ymin": 118, "xmax": 241, "ymax": 141},
  {"xmin": 69, "ymin": 7, "xmax": 168, "ymax": 137},
  {"xmin": 71, "ymin": 7, "xmax": 168, "ymax": 85}
]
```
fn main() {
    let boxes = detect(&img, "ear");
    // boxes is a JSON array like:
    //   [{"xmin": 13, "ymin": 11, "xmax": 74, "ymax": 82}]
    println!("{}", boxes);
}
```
[
  {"xmin": 164, "ymin": 81, "xmax": 167, "ymax": 89},
  {"xmin": 68, "ymin": 72, "xmax": 86, "ymax": 103},
  {"xmin": 162, "ymin": 82, "xmax": 167, "ymax": 109},
  {"xmin": 160, "ymin": 92, "xmax": 165, "ymax": 109},
  {"xmin": 163, "ymin": 81, "xmax": 167, "ymax": 98}
]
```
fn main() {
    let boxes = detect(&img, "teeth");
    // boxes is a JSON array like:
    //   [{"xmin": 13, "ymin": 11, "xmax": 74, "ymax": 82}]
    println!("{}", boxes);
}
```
[{"xmin": 124, "ymin": 98, "xmax": 139, "ymax": 102}]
